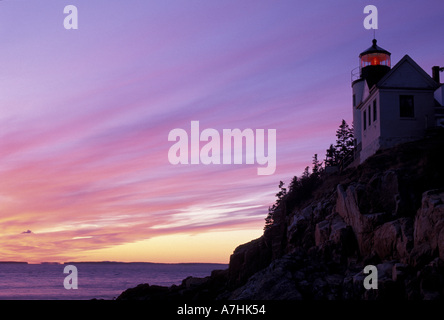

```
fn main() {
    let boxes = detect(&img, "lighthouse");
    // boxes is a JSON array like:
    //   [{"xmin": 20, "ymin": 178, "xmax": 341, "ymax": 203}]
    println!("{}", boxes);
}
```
[{"xmin": 350, "ymin": 39, "xmax": 440, "ymax": 165}]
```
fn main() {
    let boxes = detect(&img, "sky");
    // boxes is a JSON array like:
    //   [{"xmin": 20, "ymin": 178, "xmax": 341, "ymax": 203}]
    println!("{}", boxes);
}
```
[{"xmin": 0, "ymin": 0, "xmax": 443, "ymax": 264}]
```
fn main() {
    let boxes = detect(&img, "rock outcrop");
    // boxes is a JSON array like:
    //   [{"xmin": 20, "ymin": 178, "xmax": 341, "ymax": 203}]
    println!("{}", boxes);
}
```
[{"xmin": 118, "ymin": 133, "xmax": 444, "ymax": 300}]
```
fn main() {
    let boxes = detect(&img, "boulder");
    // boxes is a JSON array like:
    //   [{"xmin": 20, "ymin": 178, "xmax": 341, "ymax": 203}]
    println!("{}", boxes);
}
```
[
  {"xmin": 417, "ymin": 258, "xmax": 444, "ymax": 300},
  {"xmin": 314, "ymin": 213, "xmax": 353, "ymax": 248},
  {"xmin": 182, "ymin": 276, "xmax": 207, "ymax": 289},
  {"xmin": 228, "ymin": 255, "xmax": 302, "ymax": 300},
  {"xmin": 373, "ymin": 218, "xmax": 413, "ymax": 261},
  {"xmin": 287, "ymin": 204, "xmax": 314, "ymax": 249},
  {"xmin": 413, "ymin": 190, "xmax": 444, "ymax": 263},
  {"xmin": 392, "ymin": 263, "xmax": 409, "ymax": 282},
  {"xmin": 117, "ymin": 283, "xmax": 169, "ymax": 300},
  {"xmin": 315, "ymin": 220, "xmax": 330, "ymax": 246},
  {"xmin": 335, "ymin": 183, "xmax": 388, "ymax": 256},
  {"xmin": 227, "ymin": 236, "xmax": 271, "ymax": 287}
]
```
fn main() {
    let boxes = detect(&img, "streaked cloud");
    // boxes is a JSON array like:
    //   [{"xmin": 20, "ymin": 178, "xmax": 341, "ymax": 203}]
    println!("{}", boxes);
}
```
[{"xmin": 0, "ymin": 0, "xmax": 442, "ymax": 263}]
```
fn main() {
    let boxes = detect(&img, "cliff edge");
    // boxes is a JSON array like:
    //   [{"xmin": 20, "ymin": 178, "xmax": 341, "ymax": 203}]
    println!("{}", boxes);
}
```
[{"xmin": 118, "ymin": 131, "xmax": 444, "ymax": 300}]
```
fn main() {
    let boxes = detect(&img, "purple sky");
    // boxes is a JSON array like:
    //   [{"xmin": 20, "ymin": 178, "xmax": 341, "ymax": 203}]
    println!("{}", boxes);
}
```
[{"xmin": 0, "ymin": 0, "xmax": 443, "ymax": 263}]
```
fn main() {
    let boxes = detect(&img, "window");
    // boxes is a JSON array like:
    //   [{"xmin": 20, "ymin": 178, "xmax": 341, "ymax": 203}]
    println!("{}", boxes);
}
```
[
  {"xmin": 373, "ymin": 100, "xmax": 377, "ymax": 122},
  {"xmin": 363, "ymin": 110, "xmax": 367, "ymax": 130},
  {"xmin": 353, "ymin": 94, "xmax": 356, "ymax": 107},
  {"xmin": 400, "ymin": 95, "xmax": 414, "ymax": 118}
]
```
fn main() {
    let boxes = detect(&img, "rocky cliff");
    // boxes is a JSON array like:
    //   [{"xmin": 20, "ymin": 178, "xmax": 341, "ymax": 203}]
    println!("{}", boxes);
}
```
[{"xmin": 117, "ymin": 132, "xmax": 444, "ymax": 300}]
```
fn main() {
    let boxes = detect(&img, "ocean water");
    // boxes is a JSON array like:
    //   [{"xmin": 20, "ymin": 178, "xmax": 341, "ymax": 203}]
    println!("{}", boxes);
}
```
[{"xmin": 0, "ymin": 262, "xmax": 227, "ymax": 300}]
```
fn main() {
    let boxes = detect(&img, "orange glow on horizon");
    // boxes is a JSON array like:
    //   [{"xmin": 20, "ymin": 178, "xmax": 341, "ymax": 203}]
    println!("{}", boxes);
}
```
[
  {"xmin": 3, "ymin": 228, "xmax": 264, "ymax": 264},
  {"xmin": 76, "ymin": 229, "xmax": 264, "ymax": 264}
]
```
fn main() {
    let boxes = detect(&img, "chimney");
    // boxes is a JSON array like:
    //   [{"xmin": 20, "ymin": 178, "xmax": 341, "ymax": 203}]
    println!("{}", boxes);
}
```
[{"xmin": 432, "ymin": 66, "xmax": 441, "ymax": 84}]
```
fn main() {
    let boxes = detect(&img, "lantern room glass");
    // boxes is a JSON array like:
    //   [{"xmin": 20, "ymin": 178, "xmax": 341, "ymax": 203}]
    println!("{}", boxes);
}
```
[{"xmin": 360, "ymin": 53, "xmax": 391, "ymax": 68}]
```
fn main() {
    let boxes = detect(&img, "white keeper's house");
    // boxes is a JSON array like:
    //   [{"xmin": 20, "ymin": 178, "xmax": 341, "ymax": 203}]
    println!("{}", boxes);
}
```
[{"xmin": 351, "ymin": 39, "xmax": 444, "ymax": 164}]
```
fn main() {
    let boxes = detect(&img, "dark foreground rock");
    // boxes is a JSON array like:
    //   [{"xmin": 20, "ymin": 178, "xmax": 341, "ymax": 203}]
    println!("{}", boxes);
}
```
[
  {"xmin": 117, "ymin": 269, "xmax": 229, "ymax": 300},
  {"xmin": 117, "ymin": 133, "xmax": 444, "ymax": 300}
]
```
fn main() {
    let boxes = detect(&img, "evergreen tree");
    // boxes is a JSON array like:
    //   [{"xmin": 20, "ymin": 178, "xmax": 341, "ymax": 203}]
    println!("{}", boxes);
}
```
[
  {"xmin": 334, "ymin": 119, "xmax": 354, "ymax": 162},
  {"xmin": 264, "ymin": 181, "xmax": 287, "ymax": 230},
  {"xmin": 276, "ymin": 181, "xmax": 287, "ymax": 199},
  {"xmin": 312, "ymin": 153, "xmax": 322, "ymax": 177},
  {"xmin": 288, "ymin": 175, "xmax": 299, "ymax": 193},
  {"xmin": 301, "ymin": 166, "xmax": 310, "ymax": 180},
  {"xmin": 264, "ymin": 206, "xmax": 274, "ymax": 230},
  {"xmin": 325, "ymin": 144, "xmax": 337, "ymax": 167}
]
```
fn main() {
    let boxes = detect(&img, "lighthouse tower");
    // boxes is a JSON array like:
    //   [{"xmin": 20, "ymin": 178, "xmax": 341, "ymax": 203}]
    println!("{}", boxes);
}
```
[{"xmin": 352, "ymin": 39, "xmax": 391, "ymax": 156}]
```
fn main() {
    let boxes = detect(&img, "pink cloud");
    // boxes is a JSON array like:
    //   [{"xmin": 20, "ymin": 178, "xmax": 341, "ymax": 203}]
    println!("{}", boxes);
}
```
[{"xmin": 0, "ymin": 1, "xmax": 442, "ymax": 263}]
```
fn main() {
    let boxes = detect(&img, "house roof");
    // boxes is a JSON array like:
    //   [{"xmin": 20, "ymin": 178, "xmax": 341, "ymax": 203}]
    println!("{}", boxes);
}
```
[
  {"xmin": 376, "ymin": 55, "xmax": 439, "ymax": 90},
  {"xmin": 356, "ymin": 55, "xmax": 439, "ymax": 110}
]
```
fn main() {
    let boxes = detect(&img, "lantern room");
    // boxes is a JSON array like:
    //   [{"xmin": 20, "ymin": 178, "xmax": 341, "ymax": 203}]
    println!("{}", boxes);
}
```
[
  {"xmin": 359, "ymin": 39, "xmax": 391, "ymax": 88},
  {"xmin": 360, "ymin": 52, "xmax": 391, "ymax": 68},
  {"xmin": 360, "ymin": 39, "xmax": 391, "ymax": 68}
]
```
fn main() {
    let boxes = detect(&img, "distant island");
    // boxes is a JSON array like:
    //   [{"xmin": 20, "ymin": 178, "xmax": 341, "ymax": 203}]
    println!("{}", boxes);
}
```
[
  {"xmin": 62, "ymin": 261, "xmax": 227, "ymax": 265},
  {"xmin": 0, "ymin": 261, "xmax": 227, "ymax": 266},
  {"xmin": 0, "ymin": 261, "xmax": 228, "ymax": 267}
]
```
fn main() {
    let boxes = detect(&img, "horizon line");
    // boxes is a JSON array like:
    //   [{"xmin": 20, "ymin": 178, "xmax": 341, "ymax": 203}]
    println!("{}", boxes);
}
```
[{"xmin": 0, "ymin": 260, "xmax": 228, "ymax": 265}]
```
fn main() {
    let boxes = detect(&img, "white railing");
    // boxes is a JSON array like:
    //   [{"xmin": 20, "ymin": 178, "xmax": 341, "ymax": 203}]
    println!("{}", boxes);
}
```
[{"xmin": 351, "ymin": 67, "xmax": 360, "ymax": 83}]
